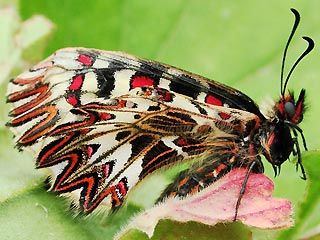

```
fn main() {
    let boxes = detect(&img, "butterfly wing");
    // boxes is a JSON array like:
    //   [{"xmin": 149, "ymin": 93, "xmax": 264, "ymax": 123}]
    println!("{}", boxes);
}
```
[{"xmin": 7, "ymin": 48, "xmax": 261, "ymax": 213}]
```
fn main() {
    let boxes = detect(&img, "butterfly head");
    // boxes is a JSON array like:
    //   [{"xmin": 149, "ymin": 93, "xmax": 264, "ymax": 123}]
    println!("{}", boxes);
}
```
[
  {"xmin": 276, "ymin": 89, "xmax": 305, "ymax": 125},
  {"xmin": 265, "ymin": 89, "xmax": 306, "ymax": 171},
  {"xmin": 262, "ymin": 9, "xmax": 314, "ymax": 178}
]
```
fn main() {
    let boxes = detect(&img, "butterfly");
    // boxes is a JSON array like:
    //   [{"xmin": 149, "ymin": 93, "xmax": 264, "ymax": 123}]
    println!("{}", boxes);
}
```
[{"xmin": 6, "ymin": 9, "xmax": 313, "ymax": 217}]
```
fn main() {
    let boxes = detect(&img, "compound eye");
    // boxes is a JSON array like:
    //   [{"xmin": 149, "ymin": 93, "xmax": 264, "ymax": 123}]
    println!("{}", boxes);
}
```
[{"xmin": 284, "ymin": 101, "xmax": 295, "ymax": 119}]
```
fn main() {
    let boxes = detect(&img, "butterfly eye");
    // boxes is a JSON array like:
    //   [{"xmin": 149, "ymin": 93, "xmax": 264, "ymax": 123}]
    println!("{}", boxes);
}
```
[{"xmin": 284, "ymin": 101, "xmax": 295, "ymax": 119}]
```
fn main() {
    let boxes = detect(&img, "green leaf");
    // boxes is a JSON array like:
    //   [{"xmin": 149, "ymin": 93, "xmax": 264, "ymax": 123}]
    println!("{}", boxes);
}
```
[
  {"xmin": 277, "ymin": 151, "xmax": 320, "ymax": 240},
  {"xmin": 120, "ymin": 221, "xmax": 252, "ymax": 240},
  {"xmin": 0, "ymin": 5, "xmax": 54, "ymax": 199},
  {"xmin": 1, "ymin": 1, "xmax": 320, "ymax": 239}
]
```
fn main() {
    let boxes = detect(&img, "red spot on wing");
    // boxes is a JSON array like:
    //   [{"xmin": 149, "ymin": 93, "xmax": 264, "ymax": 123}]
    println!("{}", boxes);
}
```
[
  {"xmin": 156, "ymin": 87, "xmax": 174, "ymax": 102},
  {"xmin": 205, "ymin": 95, "xmax": 223, "ymax": 106},
  {"xmin": 162, "ymin": 92, "xmax": 173, "ymax": 101},
  {"xmin": 99, "ymin": 112, "xmax": 113, "ymax": 121},
  {"xmin": 131, "ymin": 76, "xmax": 154, "ymax": 89},
  {"xmin": 117, "ymin": 179, "xmax": 128, "ymax": 197},
  {"xmin": 86, "ymin": 146, "xmax": 94, "ymax": 158},
  {"xmin": 67, "ymin": 95, "xmax": 79, "ymax": 106},
  {"xmin": 104, "ymin": 164, "xmax": 110, "ymax": 178},
  {"xmin": 219, "ymin": 112, "xmax": 231, "ymax": 120},
  {"xmin": 69, "ymin": 74, "xmax": 84, "ymax": 91},
  {"xmin": 176, "ymin": 137, "xmax": 188, "ymax": 146},
  {"xmin": 78, "ymin": 54, "xmax": 93, "ymax": 66}
]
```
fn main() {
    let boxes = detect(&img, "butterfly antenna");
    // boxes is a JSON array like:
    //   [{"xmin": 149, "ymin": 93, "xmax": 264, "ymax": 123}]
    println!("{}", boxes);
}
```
[
  {"xmin": 281, "ymin": 9, "xmax": 315, "ymax": 96},
  {"xmin": 280, "ymin": 9, "xmax": 300, "ymax": 96},
  {"xmin": 283, "ymin": 36, "xmax": 314, "ymax": 95}
]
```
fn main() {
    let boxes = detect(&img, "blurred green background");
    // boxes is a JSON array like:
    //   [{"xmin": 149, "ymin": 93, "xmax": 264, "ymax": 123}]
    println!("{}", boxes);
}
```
[{"xmin": 0, "ymin": 0, "xmax": 319, "ymax": 239}]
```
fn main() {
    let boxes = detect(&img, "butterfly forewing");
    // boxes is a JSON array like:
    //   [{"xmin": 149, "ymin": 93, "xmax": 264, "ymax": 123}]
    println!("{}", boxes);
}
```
[{"xmin": 6, "ymin": 48, "xmax": 262, "ymax": 213}]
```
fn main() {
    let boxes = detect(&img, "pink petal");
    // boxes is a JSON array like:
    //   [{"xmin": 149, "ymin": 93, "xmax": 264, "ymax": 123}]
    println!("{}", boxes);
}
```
[{"xmin": 116, "ymin": 168, "xmax": 293, "ymax": 239}]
